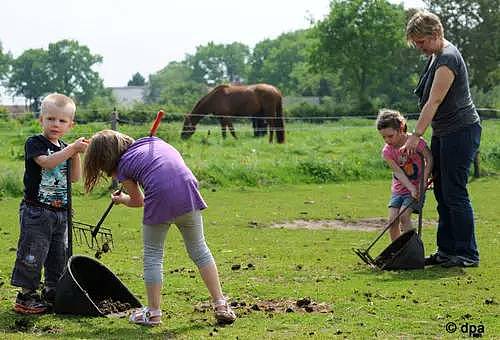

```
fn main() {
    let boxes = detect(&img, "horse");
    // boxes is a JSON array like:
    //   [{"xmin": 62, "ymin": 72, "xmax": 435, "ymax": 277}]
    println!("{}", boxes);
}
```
[{"xmin": 180, "ymin": 83, "xmax": 285, "ymax": 143}]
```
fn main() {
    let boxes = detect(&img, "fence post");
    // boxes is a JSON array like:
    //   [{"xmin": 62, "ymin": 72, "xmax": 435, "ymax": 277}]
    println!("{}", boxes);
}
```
[
  {"xmin": 111, "ymin": 107, "xmax": 119, "ymax": 131},
  {"xmin": 473, "ymin": 150, "xmax": 480, "ymax": 178},
  {"xmin": 110, "ymin": 108, "xmax": 119, "ymax": 190}
]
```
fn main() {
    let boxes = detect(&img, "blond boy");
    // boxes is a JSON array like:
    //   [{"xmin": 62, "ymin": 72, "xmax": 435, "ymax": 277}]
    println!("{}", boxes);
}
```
[{"xmin": 11, "ymin": 93, "xmax": 88, "ymax": 314}]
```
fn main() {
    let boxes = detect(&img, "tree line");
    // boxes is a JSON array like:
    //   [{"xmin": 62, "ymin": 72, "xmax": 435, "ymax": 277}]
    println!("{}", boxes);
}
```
[{"xmin": 1, "ymin": 0, "xmax": 498, "ymax": 117}]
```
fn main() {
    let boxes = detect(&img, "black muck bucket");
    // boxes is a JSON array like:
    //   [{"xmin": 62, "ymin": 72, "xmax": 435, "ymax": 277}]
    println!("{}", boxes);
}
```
[
  {"xmin": 373, "ymin": 229, "xmax": 424, "ymax": 270},
  {"xmin": 54, "ymin": 255, "xmax": 141, "ymax": 316}
]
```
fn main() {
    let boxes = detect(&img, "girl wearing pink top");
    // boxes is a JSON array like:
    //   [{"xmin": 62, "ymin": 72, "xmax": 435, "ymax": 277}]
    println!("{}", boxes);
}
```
[{"xmin": 376, "ymin": 109, "xmax": 433, "ymax": 241}]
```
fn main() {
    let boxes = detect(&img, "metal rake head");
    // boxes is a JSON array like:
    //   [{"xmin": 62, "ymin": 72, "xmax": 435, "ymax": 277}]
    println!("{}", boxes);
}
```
[
  {"xmin": 352, "ymin": 248, "xmax": 378, "ymax": 269},
  {"xmin": 73, "ymin": 221, "xmax": 114, "ymax": 253}
]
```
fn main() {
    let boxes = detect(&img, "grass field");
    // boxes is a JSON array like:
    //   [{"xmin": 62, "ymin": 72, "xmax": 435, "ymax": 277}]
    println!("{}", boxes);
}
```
[{"xmin": 0, "ymin": 118, "xmax": 498, "ymax": 338}]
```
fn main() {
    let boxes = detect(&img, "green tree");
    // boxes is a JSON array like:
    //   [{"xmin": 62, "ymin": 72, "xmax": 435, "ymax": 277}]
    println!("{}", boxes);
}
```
[
  {"xmin": 8, "ymin": 40, "xmax": 106, "ymax": 108},
  {"xmin": 0, "ymin": 41, "xmax": 12, "ymax": 80},
  {"xmin": 223, "ymin": 42, "xmax": 251, "ymax": 83},
  {"xmin": 187, "ymin": 42, "xmax": 250, "ymax": 85},
  {"xmin": 47, "ymin": 40, "xmax": 104, "ymax": 104},
  {"xmin": 147, "ymin": 61, "xmax": 206, "ymax": 110},
  {"xmin": 311, "ymin": 0, "xmax": 410, "ymax": 112},
  {"xmin": 48, "ymin": 40, "xmax": 104, "ymax": 103},
  {"xmin": 127, "ymin": 72, "xmax": 146, "ymax": 86},
  {"xmin": 160, "ymin": 81, "xmax": 206, "ymax": 111},
  {"xmin": 425, "ymin": 0, "xmax": 500, "ymax": 91},
  {"xmin": 8, "ymin": 48, "xmax": 51, "ymax": 110},
  {"xmin": 248, "ymin": 30, "xmax": 319, "ymax": 95}
]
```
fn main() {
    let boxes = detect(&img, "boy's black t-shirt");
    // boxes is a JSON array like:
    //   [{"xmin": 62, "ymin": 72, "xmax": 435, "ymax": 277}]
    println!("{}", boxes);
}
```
[{"xmin": 23, "ymin": 134, "xmax": 69, "ymax": 209}]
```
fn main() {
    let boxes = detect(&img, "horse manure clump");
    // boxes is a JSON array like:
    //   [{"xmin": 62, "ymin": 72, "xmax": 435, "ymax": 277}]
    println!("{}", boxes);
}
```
[
  {"xmin": 296, "ymin": 298, "xmax": 311, "ymax": 308},
  {"xmin": 94, "ymin": 243, "xmax": 111, "ymax": 259},
  {"xmin": 96, "ymin": 298, "xmax": 132, "ymax": 314},
  {"xmin": 101, "ymin": 242, "xmax": 110, "ymax": 253},
  {"xmin": 195, "ymin": 298, "xmax": 332, "ymax": 315}
]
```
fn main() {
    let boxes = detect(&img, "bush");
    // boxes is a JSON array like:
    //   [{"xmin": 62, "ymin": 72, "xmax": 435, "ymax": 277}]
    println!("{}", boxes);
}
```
[{"xmin": 0, "ymin": 168, "xmax": 23, "ymax": 198}]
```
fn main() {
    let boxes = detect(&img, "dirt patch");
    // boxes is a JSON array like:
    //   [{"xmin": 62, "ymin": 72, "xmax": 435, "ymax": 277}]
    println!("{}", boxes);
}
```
[
  {"xmin": 271, "ymin": 218, "xmax": 389, "ymax": 231},
  {"xmin": 195, "ymin": 298, "xmax": 332, "ymax": 316}
]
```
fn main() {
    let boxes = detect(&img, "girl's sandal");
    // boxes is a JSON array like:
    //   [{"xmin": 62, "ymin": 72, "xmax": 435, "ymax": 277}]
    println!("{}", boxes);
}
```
[
  {"xmin": 129, "ymin": 307, "xmax": 162, "ymax": 326},
  {"xmin": 213, "ymin": 299, "xmax": 236, "ymax": 324}
]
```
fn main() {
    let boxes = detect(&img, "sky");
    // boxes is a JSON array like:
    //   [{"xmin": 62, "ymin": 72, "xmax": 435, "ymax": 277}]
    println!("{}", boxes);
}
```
[{"xmin": 1, "ymin": 0, "xmax": 425, "ymax": 92}]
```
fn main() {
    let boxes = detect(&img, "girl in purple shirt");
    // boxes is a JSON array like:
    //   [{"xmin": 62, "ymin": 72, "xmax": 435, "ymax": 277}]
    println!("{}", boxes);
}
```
[
  {"xmin": 376, "ymin": 109, "xmax": 433, "ymax": 241},
  {"xmin": 83, "ymin": 130, "xmax": 235, "ymax": 326}
]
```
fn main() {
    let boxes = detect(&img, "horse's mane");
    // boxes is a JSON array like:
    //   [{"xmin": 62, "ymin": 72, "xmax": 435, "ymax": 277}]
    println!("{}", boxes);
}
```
[{"xmin": 190, "ymin": 84, "xmax": 230, "ymax": 115}]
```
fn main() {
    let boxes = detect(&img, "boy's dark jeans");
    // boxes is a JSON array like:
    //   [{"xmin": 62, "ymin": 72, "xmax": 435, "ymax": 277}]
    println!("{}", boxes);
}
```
[
  {"xmin": 11, "ymin": 202, "xmax": 67, "ymax": 291},
  {"xmin": 431, "ymin": 122, "xmax": 481, "ymax": 263}
]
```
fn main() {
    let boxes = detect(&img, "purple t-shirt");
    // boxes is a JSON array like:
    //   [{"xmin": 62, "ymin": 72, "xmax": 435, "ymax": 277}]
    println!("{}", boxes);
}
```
[
  {"xmin": 382, "ymin": 138, "xmax": 427, "ymax": 195},
  {"xmin": 116, "ymin": 137, "xmax": 207, "ymax": 225}
]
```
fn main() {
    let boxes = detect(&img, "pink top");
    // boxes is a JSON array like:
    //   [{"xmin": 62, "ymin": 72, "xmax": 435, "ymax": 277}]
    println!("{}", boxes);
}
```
[{"xmin": 382, "ymin": 138, "xmax": 427, "ymax": 195}]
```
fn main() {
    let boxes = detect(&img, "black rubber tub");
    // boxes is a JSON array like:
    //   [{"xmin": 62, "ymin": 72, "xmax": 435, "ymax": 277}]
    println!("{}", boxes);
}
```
[
  {"xmin": 54, "ymin": 255, "xmax": 141, "ymax": 316},
  {"xmin": 374, "ymin": 229, "xmax": 425, "ymax": 270}
]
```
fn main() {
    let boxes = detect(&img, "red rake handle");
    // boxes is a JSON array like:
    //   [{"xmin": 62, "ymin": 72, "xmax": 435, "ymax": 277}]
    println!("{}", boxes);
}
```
[{"xmin": 150, "ymin": 110, "xmax": 165, "ymax": 136}]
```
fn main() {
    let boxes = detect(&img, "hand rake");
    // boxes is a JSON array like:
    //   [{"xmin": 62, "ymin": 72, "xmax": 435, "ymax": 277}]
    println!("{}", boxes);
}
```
[{"xmin": 71, "ymin": 110, "xmax": 165, "ymax": 255}]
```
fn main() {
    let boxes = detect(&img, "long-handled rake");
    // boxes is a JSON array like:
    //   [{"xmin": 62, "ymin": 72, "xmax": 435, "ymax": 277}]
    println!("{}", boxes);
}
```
[
  {"xmin": 353, "ymin": 152, "xmax": 429, "ymax": 270},
  {"xmin": 353, "ymin": 201, "xmax": 418, "ymax": 268},
  {"xmin": 71, "ymin": 110, "xmax": 165, "ymax": 256}
]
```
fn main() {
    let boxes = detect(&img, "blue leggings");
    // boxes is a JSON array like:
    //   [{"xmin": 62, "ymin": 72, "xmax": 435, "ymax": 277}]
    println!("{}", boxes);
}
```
[{"xmin": 142, "ymin": 210, "xmax": 214, "ymax": 284}]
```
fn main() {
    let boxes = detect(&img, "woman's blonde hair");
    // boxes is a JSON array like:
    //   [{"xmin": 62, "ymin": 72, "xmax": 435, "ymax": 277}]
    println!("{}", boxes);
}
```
[
  {"xmin": 406, "ymin": 10, "xmax": 444, "ymax": 44},
  {"xmin": 376, "ymin": 109, "xmax": 407, "ymax": 132},
  {"xmin": 84, "ymin": 130, "xmax": 134, "ymax": 192}
]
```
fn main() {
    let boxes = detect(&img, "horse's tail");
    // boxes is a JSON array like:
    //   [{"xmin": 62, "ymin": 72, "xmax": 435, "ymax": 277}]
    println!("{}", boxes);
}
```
[{"xmin": 275, "ymin": 97, "xmax": 285, "ymax": 143}]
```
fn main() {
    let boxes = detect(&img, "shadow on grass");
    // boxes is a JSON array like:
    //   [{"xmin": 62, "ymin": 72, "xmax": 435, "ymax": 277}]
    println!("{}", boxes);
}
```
[
  {"xmin": 0, "ymin": 308, "xmax": 216, "ymax": 339},
  {"xmin": 351, "ymin": 264, "xmax": 469, "ymax": 282}
]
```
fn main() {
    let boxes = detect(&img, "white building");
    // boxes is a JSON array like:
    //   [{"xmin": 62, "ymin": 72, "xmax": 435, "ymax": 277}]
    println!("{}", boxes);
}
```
[{"xmin": 109, "ymin": 86, "xmax": 147, "ymax": 106}]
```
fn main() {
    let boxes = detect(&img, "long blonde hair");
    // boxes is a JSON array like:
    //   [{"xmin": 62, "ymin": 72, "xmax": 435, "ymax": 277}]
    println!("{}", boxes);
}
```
[{"xmin": 84, "ymin": 130, "xmax": 134, "ymax": 192}]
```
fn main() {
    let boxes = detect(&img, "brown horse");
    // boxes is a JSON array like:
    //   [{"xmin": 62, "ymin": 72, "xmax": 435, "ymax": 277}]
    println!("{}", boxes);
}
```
[{"xmin": 181, "ymin": 84, "xmax": 285, "ymax": 143}]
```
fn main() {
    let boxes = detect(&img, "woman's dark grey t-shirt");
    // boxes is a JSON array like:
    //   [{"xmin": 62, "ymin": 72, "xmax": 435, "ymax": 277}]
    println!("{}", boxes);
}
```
[{"xmin": 414, "ymin": 43, "xmax": 479, "ymax": 137}]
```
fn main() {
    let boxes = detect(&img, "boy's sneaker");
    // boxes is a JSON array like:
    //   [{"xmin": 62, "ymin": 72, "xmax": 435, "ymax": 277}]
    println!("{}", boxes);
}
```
[{"xmin": 13, "ymin": 291, "xmax": 49, "ymax": 314}]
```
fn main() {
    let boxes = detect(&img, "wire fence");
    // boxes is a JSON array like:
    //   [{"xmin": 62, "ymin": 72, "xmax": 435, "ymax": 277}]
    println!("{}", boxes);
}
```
[{"xmin": 1, "ymin": 107, "xmax": 499, "ymax": 122}]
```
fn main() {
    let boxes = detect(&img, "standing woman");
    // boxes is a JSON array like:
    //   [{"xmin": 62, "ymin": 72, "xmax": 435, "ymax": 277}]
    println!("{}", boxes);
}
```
[{"xmin": 402, "ymin": 11, "xmax": 481, "ymax": 268}]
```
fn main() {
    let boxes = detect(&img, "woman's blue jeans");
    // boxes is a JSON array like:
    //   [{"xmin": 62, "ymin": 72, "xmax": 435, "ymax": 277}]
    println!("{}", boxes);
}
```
[{"xmin": 431, "ymin": 122, "xmax": 481, "ymax": 262}]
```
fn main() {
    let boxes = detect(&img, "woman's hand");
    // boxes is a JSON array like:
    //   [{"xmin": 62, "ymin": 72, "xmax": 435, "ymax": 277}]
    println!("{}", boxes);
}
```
[{"xmin": 401, "ymin": 134, "xmax": 420, "ymax": 155}]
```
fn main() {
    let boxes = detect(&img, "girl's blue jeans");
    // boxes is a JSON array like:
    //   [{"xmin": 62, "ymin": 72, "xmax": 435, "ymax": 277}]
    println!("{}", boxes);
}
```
[{"xmin": 431, "ymin": 122, "xmax": 481, "ymax": 262}]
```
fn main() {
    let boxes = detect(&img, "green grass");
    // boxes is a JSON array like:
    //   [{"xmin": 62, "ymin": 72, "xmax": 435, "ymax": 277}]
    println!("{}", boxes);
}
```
[
  {"xmin": 0, "ymin": 118, "xmax": 498, "ymax": 338},
  {"xmin": 1, "ymin": 118, "xmax": 498, "ymax": 195},
  {"xmin": 0, "ymin": 179, "xmax": 499, "ymax": 339}
]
